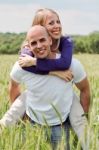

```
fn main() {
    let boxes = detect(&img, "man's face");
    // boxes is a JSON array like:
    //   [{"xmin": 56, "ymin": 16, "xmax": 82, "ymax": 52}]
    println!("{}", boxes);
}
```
[{"xmin": 28, "ymin": 27, "xmax": 52, "ymax": 59}]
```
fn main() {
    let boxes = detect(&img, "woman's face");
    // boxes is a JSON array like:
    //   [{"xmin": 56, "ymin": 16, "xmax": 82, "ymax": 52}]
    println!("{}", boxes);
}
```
[{"xmin": 44, "ymin": 12, "xmax": 62, "ymax": 39}]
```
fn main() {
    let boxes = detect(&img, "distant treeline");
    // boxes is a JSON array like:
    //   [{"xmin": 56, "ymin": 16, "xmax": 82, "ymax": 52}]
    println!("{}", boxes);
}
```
[{"xmin": 0, "ymin": 31, "xmax": 99, "ymax": 54}]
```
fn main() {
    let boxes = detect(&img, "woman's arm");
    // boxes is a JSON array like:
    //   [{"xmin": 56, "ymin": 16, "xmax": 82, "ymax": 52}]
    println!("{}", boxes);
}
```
[
  {"xmin": 49, "ymin": 70, "xmax": 73, "ymax": 81},
  {"xmin": 20, "ymin": 36, "xmax": 73, "ymax": 73},
  {"xmin": 19, "ymin": 54, "xmax": 36, "ymax": 67},
  {"xmin": 36, "ymin": 36, "xmax": 73, "ymax": 71},
  {"xmin": 20, "ymin": 49, "xmax": 49, "ymax": 74}
]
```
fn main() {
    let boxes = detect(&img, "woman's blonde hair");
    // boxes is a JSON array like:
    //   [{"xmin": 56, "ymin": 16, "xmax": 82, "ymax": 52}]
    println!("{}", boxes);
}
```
[
  {"xmin": 20, "ymin": 8, "xmax": 60, "ymax": 51},
  {"xmin": 32, "ymin": 8, "xmax": 60, "ymax": 26}
]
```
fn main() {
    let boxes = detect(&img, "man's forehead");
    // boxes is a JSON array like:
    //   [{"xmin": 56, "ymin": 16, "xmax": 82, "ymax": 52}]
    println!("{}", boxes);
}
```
[
  {"xmin": 27, "ymin": 26, "xmax": 48, "ymax": 40},
  {"xmin": 30, "ymin": 31, "xmax": 48, "ymax": 39},
  {"xmin": 30, "ymin": 35, "xmax": 47, "ymax": 42},
  {"xmin": 28, "ymin": 26, "xmax": 46, "ymax": 35}
]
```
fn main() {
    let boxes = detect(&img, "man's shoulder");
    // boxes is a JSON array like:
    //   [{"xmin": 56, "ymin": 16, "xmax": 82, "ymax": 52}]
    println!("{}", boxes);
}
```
[
  {"xmin": 10, "ymin": 61, "xmax": 26, "ymax": 83},
  {"xmin": 11, "ymin": 61, "xmax": 23, "ymax": 72},
  {"xmin": 71, "ymin": 58, "xmax": 81, "ymax": 68},
  {"xmin": 70, "ymin": 57, "xmax": 85, "ymax": 76},
  {"xmin": 70, "ymin": 58, "xmax": 86, "ymax": 83}
]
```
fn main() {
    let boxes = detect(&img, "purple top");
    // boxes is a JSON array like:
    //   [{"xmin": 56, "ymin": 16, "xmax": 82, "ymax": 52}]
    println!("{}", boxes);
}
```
[{"xmin": 21, "ymin": 36, "xmax": 73, "ymax": 74}]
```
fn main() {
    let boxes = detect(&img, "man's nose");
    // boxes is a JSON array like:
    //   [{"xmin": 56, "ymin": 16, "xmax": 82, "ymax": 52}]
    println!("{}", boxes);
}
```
[{"xmin": 37, "ymin": 42, "xmax": 42, "ymax": 48}]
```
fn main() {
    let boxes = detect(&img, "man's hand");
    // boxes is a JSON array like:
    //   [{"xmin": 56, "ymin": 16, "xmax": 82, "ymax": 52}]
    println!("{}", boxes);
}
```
[
  {"xmin": 19, "ymin": 54, "xmax": 36, "ymax": 67},
  {"xmin": 49, "ymin": 70, "xmax": 73, "ymax": 82}
]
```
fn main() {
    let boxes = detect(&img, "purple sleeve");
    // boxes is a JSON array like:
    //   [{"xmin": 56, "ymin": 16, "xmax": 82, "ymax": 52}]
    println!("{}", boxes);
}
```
[
  {"xmin": 20, "ymin": 48, "xmax": 49, "ymax": 74},
  {"xmin": 20, "ymin": 36, "xmax": 73, "ymax": 73},
  {"xmin": 20, "ymin": 48, "xmax": 34, "ymax": 57},
  {"xmin": 36, "ymin": 36, "xmax": 73, "ymax": 71}
]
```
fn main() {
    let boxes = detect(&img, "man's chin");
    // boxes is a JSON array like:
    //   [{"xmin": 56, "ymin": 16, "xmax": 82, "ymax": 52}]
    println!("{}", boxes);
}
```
[{"xmin": 37, "ymin": 55, "xmax": 47, "ymax": 59}]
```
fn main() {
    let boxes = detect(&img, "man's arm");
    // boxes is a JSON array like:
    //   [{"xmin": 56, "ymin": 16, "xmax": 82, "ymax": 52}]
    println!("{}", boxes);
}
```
[
  {"xmin": 75, "ymin": 77, "xmax": 90, "ymax": 113},
  {"xmin": 8, "ymin": 79, "xmax": 21, "ymax": 104}
]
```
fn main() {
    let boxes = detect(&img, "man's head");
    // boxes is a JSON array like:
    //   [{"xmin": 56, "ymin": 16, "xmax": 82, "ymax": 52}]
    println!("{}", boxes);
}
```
[{"xmin": 26, "ymin": 25, "xmax": 52, "ymax": 59}]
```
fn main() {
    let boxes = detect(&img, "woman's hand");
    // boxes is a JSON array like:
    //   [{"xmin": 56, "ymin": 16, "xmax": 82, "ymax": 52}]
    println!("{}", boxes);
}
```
[
  {"xmin": 49, "ymin": 70, "xmax": 73, "ymax": 82},
  {"xmin": 19, "ymin": 54, "xmax": 36, "ymax": 67}
]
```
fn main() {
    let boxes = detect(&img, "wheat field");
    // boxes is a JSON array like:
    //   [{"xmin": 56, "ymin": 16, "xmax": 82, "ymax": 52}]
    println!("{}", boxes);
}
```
[{"xmin": 0, "ymin": 54, "xmax": 99, "ymax": 150}]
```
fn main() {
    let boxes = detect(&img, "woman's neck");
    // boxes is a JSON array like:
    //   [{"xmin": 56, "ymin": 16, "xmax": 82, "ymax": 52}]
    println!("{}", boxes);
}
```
[
  {"xmin": 51, "ymin": 39, "xmax": 60, "ymax": 52},
  {"xmin": 48, "ymin": 51, "xmax": 56, "ymax": 59}
]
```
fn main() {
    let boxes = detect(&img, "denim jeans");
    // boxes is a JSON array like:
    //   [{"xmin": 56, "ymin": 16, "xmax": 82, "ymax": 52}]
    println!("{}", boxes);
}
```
[
  {"xmin": 30, "ymin": 117, "xmax": 70, "ymax": 150},
  {"xmin": 50, "ymin": 118, "xmax": 70, "ymax": 150}
]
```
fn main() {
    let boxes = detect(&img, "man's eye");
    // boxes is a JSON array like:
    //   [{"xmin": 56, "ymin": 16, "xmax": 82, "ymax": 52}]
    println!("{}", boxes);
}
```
[
  {"xmin": 40, "ymin": 38, "xmax": 46, "ymax": 42},
  {"xmin": 30, "ymin": 41, "xmax": 36, "ymax": 46}
]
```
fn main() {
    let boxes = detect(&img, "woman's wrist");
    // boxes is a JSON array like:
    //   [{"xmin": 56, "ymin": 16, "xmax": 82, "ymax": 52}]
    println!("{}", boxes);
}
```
[{"xmin": 32, "ymin": 58, "xmax": 37, "ymax": 66}]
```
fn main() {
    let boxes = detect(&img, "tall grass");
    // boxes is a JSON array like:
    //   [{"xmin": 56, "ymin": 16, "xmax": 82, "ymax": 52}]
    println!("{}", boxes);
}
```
[{"xmin": 0, "ymin": 54, "xmax": 99, "ymax": 150}]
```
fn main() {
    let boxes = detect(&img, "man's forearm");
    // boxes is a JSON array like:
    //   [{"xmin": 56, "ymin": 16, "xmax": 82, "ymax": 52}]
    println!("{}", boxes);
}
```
[
  {"xmin": 80, "ymin": 89, "xmax": 90, "ymax": 113},
  {"xmin": 76, "ymin": 78, "xmax": 90, "ymax": 113}
]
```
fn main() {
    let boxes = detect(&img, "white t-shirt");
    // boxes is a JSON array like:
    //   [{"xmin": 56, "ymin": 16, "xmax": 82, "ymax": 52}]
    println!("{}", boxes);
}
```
[{"xmin": 10, "ymin": 57, "xmax": 86, "ymax": 126}]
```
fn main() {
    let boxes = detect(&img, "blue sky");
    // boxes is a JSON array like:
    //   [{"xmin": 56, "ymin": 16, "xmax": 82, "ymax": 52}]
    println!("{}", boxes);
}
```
[{"xmin": 0, "ymin": 0, "xmax": 99, "ymax": 35}]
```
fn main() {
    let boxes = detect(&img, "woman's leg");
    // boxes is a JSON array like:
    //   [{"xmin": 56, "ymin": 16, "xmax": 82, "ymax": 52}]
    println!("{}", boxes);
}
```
[
  {"xmin": 0, "ymin": 91, "xmax": 27, "ymax": 127},
  {"xmin": 69, "ymin": 92, "xmax": 88, "ymax": 150}
]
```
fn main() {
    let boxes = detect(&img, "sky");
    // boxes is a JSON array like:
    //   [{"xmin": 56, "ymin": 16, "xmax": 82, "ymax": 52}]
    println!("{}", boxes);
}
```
[{"xmin": 0, "ymin": 0, "xmax": 99, "ymax": 35}]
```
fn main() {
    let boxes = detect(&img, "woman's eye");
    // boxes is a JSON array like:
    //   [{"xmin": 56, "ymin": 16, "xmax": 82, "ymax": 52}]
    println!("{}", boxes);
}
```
[
  {"xmin": 57, "ymin": 20, "xmax": 61, "ymax": 24},
  {"xmin": 49, "ymin": 21, "xmax": 54, "ymax": 25}
]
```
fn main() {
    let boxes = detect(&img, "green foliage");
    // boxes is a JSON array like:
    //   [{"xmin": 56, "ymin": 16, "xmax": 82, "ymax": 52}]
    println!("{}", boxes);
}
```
[
  {"xmin": 88, "ymin": 32, "xmax": 99, "ymax": 54},
  {"xmin": 0, "ymin": 31, "xmax": 99, "ymax": 54},
  {"xmin": 73, "ymin": 36, "xmax": 87, "ymax": 53},
  {"xmin": 0, "ymin": 32, "xmax": 26, "ymax": 54},
  {"xmin": 72, "ymin": 31, "xmax": 99, "ymax": 54}
]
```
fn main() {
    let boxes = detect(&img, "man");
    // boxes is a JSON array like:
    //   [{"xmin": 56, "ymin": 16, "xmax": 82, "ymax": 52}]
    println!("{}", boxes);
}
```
[{"xmin": 0, "ymin": 25, "xmax": 90, "ymax": 149}]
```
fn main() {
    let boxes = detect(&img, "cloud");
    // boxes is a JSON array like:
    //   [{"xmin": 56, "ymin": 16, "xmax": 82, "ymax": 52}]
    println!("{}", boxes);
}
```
[
  {"xmin": 58, "ymin": 9, "xmax": 99, "ymax": 35},
  {"xmin": 0, "ymin": 4, "xmax": 42, "ymax": 33},
  {"xmin": 0, "ymin": 3, "xmax": 99, "ymax": 35}
]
